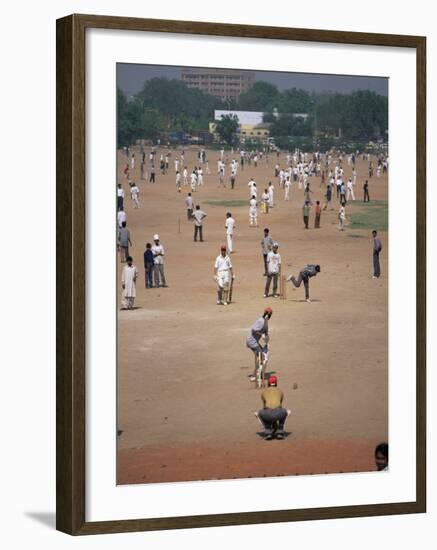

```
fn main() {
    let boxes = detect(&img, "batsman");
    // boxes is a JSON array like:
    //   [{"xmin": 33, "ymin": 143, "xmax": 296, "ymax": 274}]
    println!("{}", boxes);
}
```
[
  {"xmin": 214, "ymin": 245, "xmax": 234, "ymax": 305},
  {"xmin": 246, "ymin": 307, "xmax": 273, "ymax": 383}
]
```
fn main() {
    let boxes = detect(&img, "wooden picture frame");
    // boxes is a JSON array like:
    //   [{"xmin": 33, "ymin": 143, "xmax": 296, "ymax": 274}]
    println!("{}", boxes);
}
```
[{"xmin": 56, "ymin": 13, "xmax": 426, "ymax": 535}]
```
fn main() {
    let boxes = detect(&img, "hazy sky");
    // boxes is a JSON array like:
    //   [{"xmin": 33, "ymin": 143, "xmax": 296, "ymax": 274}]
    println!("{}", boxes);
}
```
[{"xmin": 117, "ymin": 63, "xmax": 388, "ymax": 97}]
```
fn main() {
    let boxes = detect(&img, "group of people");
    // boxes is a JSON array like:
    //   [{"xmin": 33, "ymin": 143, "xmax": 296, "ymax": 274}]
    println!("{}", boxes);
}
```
[
  {"xmin": 117, "ymin": 145, "xmax": 385, "ymax": 447},
  {"xmin": 119, "ymin": 233, "xmax": 168, "ymax": 310}
]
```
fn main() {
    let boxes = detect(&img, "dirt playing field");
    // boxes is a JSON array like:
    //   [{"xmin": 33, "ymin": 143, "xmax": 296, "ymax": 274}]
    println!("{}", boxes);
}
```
[{"xmin": 116, "ymin": 147, "xmax": 388, "ymax": 484}]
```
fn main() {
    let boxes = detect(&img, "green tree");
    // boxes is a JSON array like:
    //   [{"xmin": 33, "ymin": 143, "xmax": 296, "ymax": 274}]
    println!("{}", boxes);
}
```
[
  {"xmin": 238, "ymin": 81, "xmax": 280, "ymax": 111},
  {"xmin": 215, "ymin": 114, "xmax": 239, "ymax": 145},
  {"xmin": 270, "ymin": 114, "xmax": 312, "ymax": 139},
  {"xmin": 135, "ymin": 78, "xmax": 223, "ymax": 131},
  {"xmin": 315, "ymin": 90, "xmax": 387, "ymax": 140},
  {"xmin": 276, "ymin": 88, "xmax": 313, "ymax": 114}
]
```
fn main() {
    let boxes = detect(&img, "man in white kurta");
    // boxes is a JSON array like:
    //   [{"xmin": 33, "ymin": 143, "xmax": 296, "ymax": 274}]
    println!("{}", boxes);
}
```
[
  {"xmin": 214, "ymin": 246, "xmax": 234, "ymax": 305},
  {"xmin": 121, "ymin": 257, "xmax": 138, "ymax": 310}
]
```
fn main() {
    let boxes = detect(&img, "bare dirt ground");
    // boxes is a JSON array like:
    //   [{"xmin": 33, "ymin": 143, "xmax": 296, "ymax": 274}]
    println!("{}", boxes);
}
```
[{"xmin": 116, "ymin": 147, "xmax": 388, "ymax": 484}]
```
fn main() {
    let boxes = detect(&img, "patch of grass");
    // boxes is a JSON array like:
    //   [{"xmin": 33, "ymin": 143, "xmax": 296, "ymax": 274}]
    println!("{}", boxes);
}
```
[
  {"xmin": 349, "ymin": 200, "xmax": 388, "ymax": 232},
  {"xmin": 204, "ymin": 200, "xmax": 248, "ymax": 208}
]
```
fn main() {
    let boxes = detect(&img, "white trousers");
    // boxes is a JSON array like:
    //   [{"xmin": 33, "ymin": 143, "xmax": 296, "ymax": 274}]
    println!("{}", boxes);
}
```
[
  {"xmin": 227, "ymin": 234, "xmax": 233, "ymax": 252},
  {"xmin": 217, "ymin": 270, "xmax": 230, "ymax": 289}
]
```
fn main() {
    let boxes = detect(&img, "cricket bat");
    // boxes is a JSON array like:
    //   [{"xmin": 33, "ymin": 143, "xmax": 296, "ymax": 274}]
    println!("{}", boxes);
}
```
[{"xmin": 228, "ymin": 277, "xmax": 234, "ymax": 303}]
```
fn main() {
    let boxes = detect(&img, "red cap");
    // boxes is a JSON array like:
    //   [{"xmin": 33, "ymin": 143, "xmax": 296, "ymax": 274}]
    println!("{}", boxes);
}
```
[
  {"xmin": 220, "ymin": 245, "xmax": 227, "ymax": 251},
  {"xmin": 268, "ymin": 375, "xmax": 278, "ymax": 386},
  {"xmin": 264, "ymin": 307, "xmax": 273, "ymax": 315}
]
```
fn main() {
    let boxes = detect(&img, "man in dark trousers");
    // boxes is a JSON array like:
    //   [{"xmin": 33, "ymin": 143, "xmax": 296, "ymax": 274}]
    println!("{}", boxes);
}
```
[
  {"xmin": 118, "ymin": 221, "xmax": 131, "ymax": 263},
  {"xmin": 149, "ymin": 164, "xmax": 156, "ymax": 183},
  {"xmin": 372, "ymin": 230, "xmax": 382, "ymax": 278},
  {"xmin": 143, "ymin": 242, "xmax": 155, "ymax": 288},
  {"xmin": 363, "ymin": 180, "xmax": 370, "ymax": 202},
  {"xmin": 255, "ymin": 375, "xmax": 291, "ymax": 440},
  {"xmin": 302, "ymin": 201, "xmax": 310, "ymax": 229},
  {"xmin": 314, "ymin": 200, "xmax": 322, "ymax": 228},
  {"xmin": 287, "ymin": 264, "xmax": 321, "ymax": 302},
  {"xmin": 260, "ymin": 227, "xmax": 274, "ymax": 276},
  {"xmin": 193, "ymin": 204, "xmax": 207, "ymax": 242}
]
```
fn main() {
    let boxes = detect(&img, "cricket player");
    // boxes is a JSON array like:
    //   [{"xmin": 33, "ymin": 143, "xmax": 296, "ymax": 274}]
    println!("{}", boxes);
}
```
[
  {"xmin": 214, "ymin": 245, "xmax": 234, "ymax": 305},
  {"xmin": 246, "ymin": 307, "xmax": 272, "ymax": 382},
  {"xmin": 287, "ymin": 264, "xmax": 321, "ymax": 302},
  {"xmin": 264, "ymin": 243, "xmax": 281, "ymax": 298},
  {"xmin": 346, "ymin": 177, "xmax": 355, "ymax": 201},
  {"xmin": 121, "ymin": 256, "xmax": 138, "ymax": 310},
  {"xmin": 261, "ymin": 189, "xmax": 269, "ymax": 213},
  {"xmin": 117, "ymin": 183, "xmax": 124, "ymax": 210},
  {"xmin": 118, "ymin": 221, "xmax": 132, "ymax": 263},
  {"xmin": 268, "ymin": 181, "xmax": 274, "ymax": 208},
  {"xmin": 175, "ymin": 171, "xmax": 181, "ymax": 192},
  {"xmin": 190, "ymin": 170, "xmax": 198, "ymax": 192},
  {"xmin": 130, "ymin": 182, "xmax": 140, "ymax": 208},
  {"xmin": 185, "ymin": 192, "xmax": 194, "ymax": 220},
  {"xmin": 193, "ymin": 205, "xmax": 207, "ymax": 242},
  {"xmin": 225, "ymin": 212, "xmax": 236, "ymax": 253},
  {"xmin": 261, "ymin": 228, "xmax": 274, "ymax": 276},
  {"xmin": 372, "ymin": 230, "xmax": 383, "ymax": 278},
  {"xmin": 151, "ymin": 234, "xmax": 168, "ymax": 287},
  {"xmin": 338, "ymin": 205, "xmax": 346, "ymax": 231},
  {"xmin": 117, "ymin": 206, "xmax": 127, "ymax": 228},
  {"xmin": 249, "ymin": 195, "xmax": 258, "ymax": 227},
  {"xmin": 284, "ymin": 178, "xmax": 291, "ymax": 201},
  {"xmin": 230, "ymin": 164, "xmax": 237, "ymax": 189},
  {"xmin": 255, "ymin": 375, "xmax": 291, "ymax": 440}
]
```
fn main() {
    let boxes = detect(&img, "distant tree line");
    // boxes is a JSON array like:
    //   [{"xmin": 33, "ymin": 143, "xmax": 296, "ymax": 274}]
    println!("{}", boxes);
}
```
[{"xmin": 117, "ymin": 77, "xmax": 388, "ymax": 148}]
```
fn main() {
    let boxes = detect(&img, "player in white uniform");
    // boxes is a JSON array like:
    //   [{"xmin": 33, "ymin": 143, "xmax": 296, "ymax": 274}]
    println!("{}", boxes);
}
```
[
  {"xmin": 130, "ymin": 182, "xmax": 140, "ymax": 208},
  {"xmin": 268, "ymin": 182, "xmax": 274, "ymax": 208},
  {"xmin": 225, "ymin": 212, "xmax": 236, "ymax": 253},
  {"xmin": 214, "ymin": 245, "xmax": 234, "ymax": 305},
  {"xmin": 284, "ymin": 178, "xmax": 291, "ymax": 201},
  {"xmin": 249, "ymin": 196, "xmax": 258, "ymax": 227},
  {"xmin": 175, "ymin": 171, "xmax": 181, "ymax": 193},
  {"xmin": 346, "ymin": 178, "xmax": 355, "ymax": 201},
  {"xmin": 190, "ymin": 170, "xmax": 198, "ymax": 192}
]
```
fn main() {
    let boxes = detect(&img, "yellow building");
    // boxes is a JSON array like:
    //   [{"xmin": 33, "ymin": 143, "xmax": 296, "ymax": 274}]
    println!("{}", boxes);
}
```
[
  {"xmin": 239, "ymin": 123, "xmax": 270, "ymax": 140},
  {"xmin": 210, "ymin": 110, "xmax": 271, "ymax": 143}
]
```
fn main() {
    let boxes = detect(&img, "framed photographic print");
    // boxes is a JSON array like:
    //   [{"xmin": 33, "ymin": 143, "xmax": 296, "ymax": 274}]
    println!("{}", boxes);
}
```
[{"xmin": 56, "ymin": 13, "xmax": 426, "ymax": 535}]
